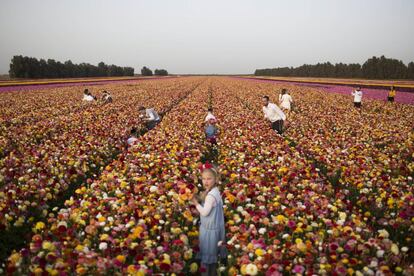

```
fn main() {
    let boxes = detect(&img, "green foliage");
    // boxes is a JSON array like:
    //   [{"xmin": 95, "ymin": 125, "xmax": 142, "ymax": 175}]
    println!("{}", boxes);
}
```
[
  {"xmin": 255, "ymin": 56, "xmax": 414, "ymax": 79},
  {"xmin": 154, "ymin": 69, "xmax": 168, "ymax": 76},
  {"xmin": 9, "ymin": 55, "xmax": 135, "ymax": 78},
  {"xmin": 141, "ymin": 66, "xmax": 153, "ymax": 76}
]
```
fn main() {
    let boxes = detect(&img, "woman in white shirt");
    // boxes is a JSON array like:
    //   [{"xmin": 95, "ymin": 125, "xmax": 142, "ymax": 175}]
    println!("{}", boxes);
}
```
[
  {"xmin": 82, "ymin": 89, "xmax": 95, "ymax": 102},
  {"xmin": 279, "ymin": 89, "xmax": 293, "ymax": 111},
  {"xmin": 352, "ymin": 87, "xmax": 363, "ymax": 108}
]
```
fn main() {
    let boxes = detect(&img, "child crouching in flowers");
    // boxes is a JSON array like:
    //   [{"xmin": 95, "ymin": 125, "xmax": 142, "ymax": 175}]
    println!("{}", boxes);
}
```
[{"xmin": 190, "ymin": 163, "xmax": 226, "ymax": 276}]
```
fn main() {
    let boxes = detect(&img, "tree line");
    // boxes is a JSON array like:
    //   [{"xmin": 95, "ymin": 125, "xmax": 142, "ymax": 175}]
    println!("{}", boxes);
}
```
[
  {"xmin": 9, "ymin": 55, "xmax": 134, "ymax": 78},
  {"xmin": 140, "ymin": 66, "xmax": 169, "ymax": 76},
  {"xmin": 254, "ymin": 56, "xmax": 414, "ymax": 79}
]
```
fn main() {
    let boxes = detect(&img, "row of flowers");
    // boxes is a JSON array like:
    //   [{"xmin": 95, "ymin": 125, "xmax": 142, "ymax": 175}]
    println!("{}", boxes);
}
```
[
  {"xmin": 224, "ymin": 78, "xmax": 413, "ymax": 272},
  {"xmin": 0, "ymin": 78, "xmax": 202, "ymax": 229},
  {"xmin": 5, "ymin": 79, "xmax": 212, "ymax": 275}
]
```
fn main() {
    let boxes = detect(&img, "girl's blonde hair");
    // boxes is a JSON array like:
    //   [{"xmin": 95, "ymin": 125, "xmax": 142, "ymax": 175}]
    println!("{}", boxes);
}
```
[{"xmin": 200, "ymin": 166, "xmax": 220, "ymax": 201}]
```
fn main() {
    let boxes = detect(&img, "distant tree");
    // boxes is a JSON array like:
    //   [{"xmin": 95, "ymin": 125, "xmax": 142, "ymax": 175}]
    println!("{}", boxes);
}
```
[
  {"xmin": 407, "ymin": 62, "xmax": 414, "ymax": 80},
  {"xmin": 141, "ymin": 66, "xmax": 153, "ymax": 76},
  {"xmin": 154, "ymin": 69, "xmax": 168, "ymax": 76},
  {"xmin": 123, "ymin": 67, "xmax": 135, "ymax": 76}
]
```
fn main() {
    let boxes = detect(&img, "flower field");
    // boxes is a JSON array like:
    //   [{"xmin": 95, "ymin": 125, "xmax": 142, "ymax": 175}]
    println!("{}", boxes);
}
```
[{"xmin": 2, "ymin": 77, "xmax": 413, "ymax": 275}]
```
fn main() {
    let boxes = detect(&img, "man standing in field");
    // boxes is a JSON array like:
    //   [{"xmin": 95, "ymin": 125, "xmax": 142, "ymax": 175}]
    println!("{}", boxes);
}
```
[
  {"xmin": 352, "ymin": 86, "xmax": 363, "ymax": 108},
  {"xmin": 262, "ymin": 95, "xmax": 286, "ymax": 135}
]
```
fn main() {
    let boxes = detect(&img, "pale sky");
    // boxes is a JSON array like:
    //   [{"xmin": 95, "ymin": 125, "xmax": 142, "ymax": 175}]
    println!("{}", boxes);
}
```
[{"xmin": 0, "ymin": 0, "xmax": 413, "ymax": 74}]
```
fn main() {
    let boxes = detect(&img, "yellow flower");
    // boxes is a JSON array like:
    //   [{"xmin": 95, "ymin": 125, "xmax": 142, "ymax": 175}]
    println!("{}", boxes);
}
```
[
  {"xmin": 391, "ymin": 243, "xmax": 399, "ymax": 255},
  {"xmin": 171, "ymin": 227, "xmax": 182, "ymax": 235},
  {"xmin": 162, "ymin": 253, "xmax": 171, "ymax": 264},
  {"xmin": 228, "ymin": 266, "xmax": 238, "ymax": 275},
  {"xmin": 275, "ymin": 214, "xmax": 286, "ymax": 223},
  {"xmin": 34, "ymin": 267, "xmax": 43, "ymax": 276},
  {"xmin": 184, "ymin": 250, "xmax": 193, "ymax": 260},
  {"xmin": 255, "ymin": 248, "xmax": 265, "ymax": 256},
  {"xmin": 116, "ymin": 255, "xmax": 126, "ymax": 263},
  {"xmin": 190, "ymin": 262, "xmax": 198, "ymax": 273},
  {"xmin": 33, "ymin": 221, "xmax": 45, "ymax": 232},
  {"xmin": 42, "ymin": 241, "xmax": 56, "ymax": 251},
  {"xmin": 278, "ymin": 167, "xmax": 288, "ymax": 175},
  {"xmin": 8, "ymin": 253, "xmax": 22, "ymax": 265},
  {"xmin": 129, "ymin": 226, "xmax": 144, "ymax": 239},
  {"xmin": 76, "ymin": 266, "xmax": 87, "ymax": 275}
]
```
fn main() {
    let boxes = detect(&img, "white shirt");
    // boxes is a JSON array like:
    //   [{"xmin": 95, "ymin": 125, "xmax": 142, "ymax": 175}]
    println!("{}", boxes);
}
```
[
  {"xmin": 127, "ymin": 137, "xmax": 138, "ymax": 145},
  {"xmin": 205, "ymin": 112, "xmax": 216, "ymax": 122},
  {"xmin": 280, "ymin": 94, "xmax": 293, "ymax": 110},
  {"xmin": 352, "ymin": 90, "xmax": 363, "ymax": 102},
  {"xmin": 146, "ymin": 108, "xmax": 160, "ymax": 121},
  {"xmin": 263, "ymin": 103, "xmax": 286, "ymax": 122},
  {"xmin": 83, "ymin": 94, "xmax": 94, "ymax": 101}
]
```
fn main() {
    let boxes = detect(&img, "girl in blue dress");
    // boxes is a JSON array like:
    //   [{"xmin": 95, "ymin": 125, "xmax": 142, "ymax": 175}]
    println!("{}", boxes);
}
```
[{"xmin": 190, "ymin": 164, "xmax": 226, "ymax": 276}]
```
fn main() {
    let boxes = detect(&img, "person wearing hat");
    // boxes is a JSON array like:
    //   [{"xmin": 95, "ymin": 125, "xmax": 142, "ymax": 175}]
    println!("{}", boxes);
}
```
[{"xmin": 138, "ymin": 105, "xmax": 161, "ymax": 130}]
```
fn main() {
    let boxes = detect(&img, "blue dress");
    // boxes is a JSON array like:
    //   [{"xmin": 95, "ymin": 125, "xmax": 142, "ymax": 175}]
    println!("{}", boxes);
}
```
[{"xmin": 198, "ymin": 187, "xmax": 226, "ymax": 264}]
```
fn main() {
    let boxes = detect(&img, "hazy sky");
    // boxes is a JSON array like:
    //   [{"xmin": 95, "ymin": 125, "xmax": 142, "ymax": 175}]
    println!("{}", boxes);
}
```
[{"xmin": 1, "ymin": 0, "xmax": 413, "ymax": 74}]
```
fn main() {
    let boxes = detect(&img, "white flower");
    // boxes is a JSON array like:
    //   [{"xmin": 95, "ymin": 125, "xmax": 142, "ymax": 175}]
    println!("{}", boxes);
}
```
[
  {"xmin": 363, "ymin": 267, "xmax": 374, "ymax": 276},
  {"xmin": 401, "ymin": 247, "xmax": 409, "ymax": 253},
  {"xmin": 99, "ymin": 242, "xmax": 108, "ymax": 250},
  {"xmin": 258, "ymin": 228, "xmax": 266, "ymax": 235},
  {"xmin": 376, "ymin": 250, "xmax": 384, "ymax": 258},
  {"xmin": 150, "ymin": 186, "xmax": 158, "ymax": 193},
  {"xmin": 369, "ymin": 260, "xmax": 378, "ymax": 268},
  {"xmin": 245, "ymin": 263, "xmax": 258, "ymax": 275},
  {"xmin": 378, "ymin": 229, "xmax": 389, "ymax": 239}
]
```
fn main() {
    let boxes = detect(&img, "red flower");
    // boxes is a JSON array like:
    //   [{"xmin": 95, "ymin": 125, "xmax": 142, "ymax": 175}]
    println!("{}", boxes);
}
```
[{"xmin": 160, "ymin": 263, "xmax": 171, "ymax": 271}]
